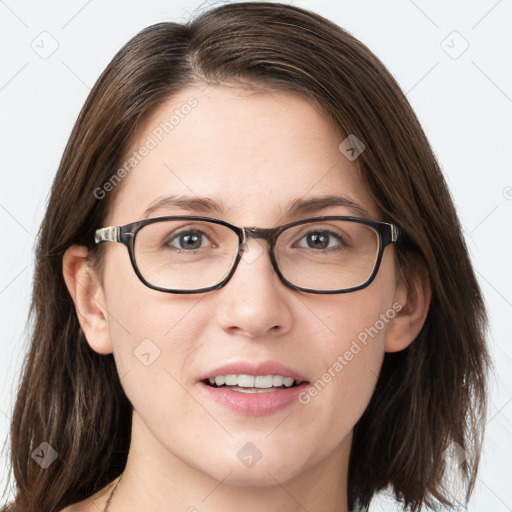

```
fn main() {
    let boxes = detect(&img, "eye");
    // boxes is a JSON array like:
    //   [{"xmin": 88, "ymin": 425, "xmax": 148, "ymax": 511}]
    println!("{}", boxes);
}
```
[
  {"xmin": 165, "ymin": 229, "xmax": 212, "ymax": 251},
  {"xmin": 295, "ymin": 229, "xmax": 346, "ymax": 250}
]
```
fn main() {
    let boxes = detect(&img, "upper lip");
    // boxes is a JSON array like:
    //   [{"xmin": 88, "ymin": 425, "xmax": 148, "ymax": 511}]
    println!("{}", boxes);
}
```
[{"xmin": 198, "ymin": 361, "xmax": 308, "ymax": 383}]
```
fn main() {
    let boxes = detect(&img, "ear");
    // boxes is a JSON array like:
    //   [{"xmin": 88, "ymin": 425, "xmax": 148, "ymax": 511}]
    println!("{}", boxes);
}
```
[
  {"xmin": 62, "ymin": 245, "xmax": 113, "ymax": 355},
  {"xmin": 384, "ymin": 260, "xmax": 431, "ymax": 353}
]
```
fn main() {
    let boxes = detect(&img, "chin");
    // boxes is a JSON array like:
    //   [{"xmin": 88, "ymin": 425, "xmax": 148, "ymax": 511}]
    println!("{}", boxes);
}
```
[
  {"xmin": 222, "ymin": 468, "xmax": 294, "ymax": 487},
  {"xmin": 213, "ymin": 452, "xmax": 307, "ymax": 486}
]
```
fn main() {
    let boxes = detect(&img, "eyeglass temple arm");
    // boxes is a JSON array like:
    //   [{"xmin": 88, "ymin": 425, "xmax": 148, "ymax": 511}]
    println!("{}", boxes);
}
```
[
  {"xmin": 390, "ymin": 224, "xmax": 400, "ymax": 243},
  {"xmin": 94, "ymin": 226, "xmax": 121, "ymax": 244}
]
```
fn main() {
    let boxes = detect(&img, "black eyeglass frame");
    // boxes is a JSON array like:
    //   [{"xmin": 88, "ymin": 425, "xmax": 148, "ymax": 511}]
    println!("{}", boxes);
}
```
[{"xmin": 94, "ymin": 215, "xmax": 400, "ymax": 294}]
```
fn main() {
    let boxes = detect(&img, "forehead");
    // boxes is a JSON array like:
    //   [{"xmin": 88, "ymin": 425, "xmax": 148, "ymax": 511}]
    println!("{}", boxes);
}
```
[{"xmin": 106, "ymin": 84, "xmax": 379, "ymax": 225}]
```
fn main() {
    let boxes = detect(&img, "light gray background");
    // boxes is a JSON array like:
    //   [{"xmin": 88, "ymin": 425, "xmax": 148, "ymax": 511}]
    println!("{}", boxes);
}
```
[{"xmin": 1, "ymin": 0, "xmax": 511, "ymax": 510}]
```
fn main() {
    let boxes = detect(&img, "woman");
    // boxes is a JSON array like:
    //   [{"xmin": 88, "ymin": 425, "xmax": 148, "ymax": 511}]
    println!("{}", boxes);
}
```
[{"xmin": 1, "ymin": 2, "xmax": 491, "ymax": 511}]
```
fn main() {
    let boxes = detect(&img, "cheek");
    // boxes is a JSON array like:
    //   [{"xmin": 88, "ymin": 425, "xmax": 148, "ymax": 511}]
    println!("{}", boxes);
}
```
[
  {"xmin": 299, "ymin": 252, "xmax": 398, "ymax": 431},
  {"xmin": 101, "ymin": 243, "xmax": 199, "ymax": 348},
  {"xmin": 101, "ymin": 250, "xmax": 207, "ymax": 404},
  {"xmin": 299, "ymin": 301, "xmax": 389, "ymax": 430},
  {"xmin": 104, "ymin": 288, "xmax": 212, "ymax": 445}
]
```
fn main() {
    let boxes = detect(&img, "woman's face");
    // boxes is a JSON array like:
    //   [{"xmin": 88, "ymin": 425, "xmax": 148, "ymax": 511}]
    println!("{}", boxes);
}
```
[{"xmin": 96, "ymin": 84, "xmax": 402, "ymax": 485}]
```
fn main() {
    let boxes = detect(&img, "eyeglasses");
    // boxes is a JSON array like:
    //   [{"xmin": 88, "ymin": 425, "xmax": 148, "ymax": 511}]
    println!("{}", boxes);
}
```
[{"xmin": 94, "ymin": 215, "xmax": 399, "ymax": 294}]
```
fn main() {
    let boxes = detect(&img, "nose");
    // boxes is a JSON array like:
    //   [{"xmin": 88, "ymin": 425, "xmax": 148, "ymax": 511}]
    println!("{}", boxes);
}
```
[{"xmin": 215, "ymin": 238, "xmax": 293, "ymax": 338}]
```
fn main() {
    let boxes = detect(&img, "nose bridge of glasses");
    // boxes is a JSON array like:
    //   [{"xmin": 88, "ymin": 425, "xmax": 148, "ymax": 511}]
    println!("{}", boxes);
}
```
[
  {"xmin": 240, "ymin": 226, "xmax": 276, "ymax": 249},
  {"xmin": 236, "ymin": 227, "xmax": 278, "ymax": 264}
]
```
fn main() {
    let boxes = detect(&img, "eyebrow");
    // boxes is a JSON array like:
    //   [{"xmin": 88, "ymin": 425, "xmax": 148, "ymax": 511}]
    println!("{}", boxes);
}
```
[
  {"xmin": 287, "ymin": 195, "xmax": 369, "ymax": 218},
  {"xmin": 143, "ymin": 194, "xmax": 369, "ymax": 219}
]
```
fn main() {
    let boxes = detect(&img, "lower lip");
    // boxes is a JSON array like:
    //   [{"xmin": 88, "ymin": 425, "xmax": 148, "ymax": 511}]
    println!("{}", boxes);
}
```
[{"xmin": 198, "ymin": 381, "xmax": 310, "ymax": 416}]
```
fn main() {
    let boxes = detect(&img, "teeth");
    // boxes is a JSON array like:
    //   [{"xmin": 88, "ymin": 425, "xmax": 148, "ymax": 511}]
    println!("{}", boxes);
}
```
[
  {"xmin": 228, "ymin": 387, "xmax": 279, "ymax": 394},
  {"xmin": 283, "ymin": 377, "xmax": 295, "ymax": 387},
  {"xmin": 238, "ymin": 374, "xmax": 256, "ymax": 387},
  {"xmin": 272, "ymin": 375, "xmax": 284, "ymax": 387},
  {"xmin": 207, "ymin": 374, "xmax": 299, "ymax": 388},
  {"xmin": 225, "ymin": 374, "xmax": 237, "ymax": 385},
  {"xmin": 255, "ymin": 375, "xmax": 273, "ymax": 388}
]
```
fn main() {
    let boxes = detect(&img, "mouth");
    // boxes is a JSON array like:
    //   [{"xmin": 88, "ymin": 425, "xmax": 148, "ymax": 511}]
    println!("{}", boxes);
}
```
[
  {"xmin": 202, "ymin": 374, "xmax": 306, "ymax": 393},
  {"xmin": 197, "ymin": 361, "xmax": 309, "ymax": 414},
  {"xmin": 198, "ymin": 374, "xmax": 310, "ymax": 415}
]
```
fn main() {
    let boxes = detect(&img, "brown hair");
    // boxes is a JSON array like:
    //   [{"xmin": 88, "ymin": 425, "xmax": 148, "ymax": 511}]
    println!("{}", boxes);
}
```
[{"xmin": 2, "ymin": 2, "xmax": 492, "ymax": 511}]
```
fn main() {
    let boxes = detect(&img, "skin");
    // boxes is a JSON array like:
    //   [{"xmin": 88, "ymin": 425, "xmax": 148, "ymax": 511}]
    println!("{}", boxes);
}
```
[{"xmin": 62, "ymin": 84, "xmax": 430, "ymax": 512}]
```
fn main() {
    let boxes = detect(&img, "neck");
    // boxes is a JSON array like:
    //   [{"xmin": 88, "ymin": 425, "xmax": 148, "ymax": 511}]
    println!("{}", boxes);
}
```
[{"xmin": 108, "ymin": 411, "xmax": 352, "ymax": 512}]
